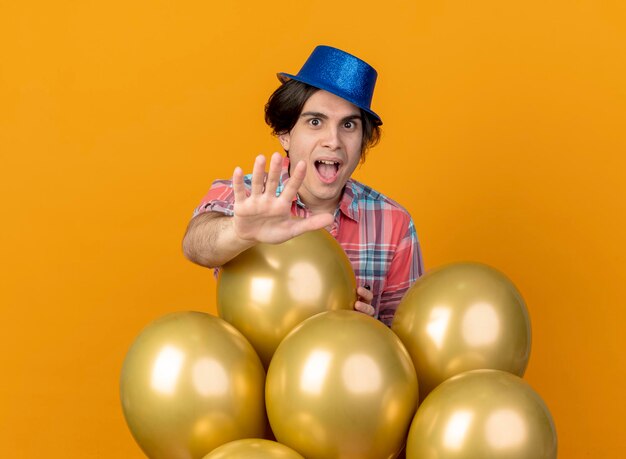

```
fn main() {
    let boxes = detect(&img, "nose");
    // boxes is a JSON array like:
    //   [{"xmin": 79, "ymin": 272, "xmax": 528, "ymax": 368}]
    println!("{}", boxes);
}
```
[{"xmin": 321, "ymin": 125, "xmax": 340, "ymax": 150}]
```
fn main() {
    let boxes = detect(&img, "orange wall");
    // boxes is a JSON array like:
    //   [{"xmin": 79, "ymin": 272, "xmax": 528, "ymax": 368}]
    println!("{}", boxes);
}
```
[{"xmin": 2, "ymin": 1, "xmax": 625, "ymax": 457}]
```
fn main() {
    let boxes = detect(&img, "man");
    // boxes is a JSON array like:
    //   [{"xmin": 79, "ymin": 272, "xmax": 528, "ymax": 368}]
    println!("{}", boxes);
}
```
[{"xmin": 183, "ymin": 45, "xmax": 423, "ymax": 325}]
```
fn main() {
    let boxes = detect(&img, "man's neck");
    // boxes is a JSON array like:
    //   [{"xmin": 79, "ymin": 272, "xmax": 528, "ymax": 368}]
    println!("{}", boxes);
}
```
[{"xmin": 298, "ymin": 193, "xmax": 341, "ymax": 215}]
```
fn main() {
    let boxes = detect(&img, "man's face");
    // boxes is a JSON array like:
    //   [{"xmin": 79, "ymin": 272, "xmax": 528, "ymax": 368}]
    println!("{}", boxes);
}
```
[{"xmin": 278, "ymin": 89, "xmax": 363, "ymax": 214}]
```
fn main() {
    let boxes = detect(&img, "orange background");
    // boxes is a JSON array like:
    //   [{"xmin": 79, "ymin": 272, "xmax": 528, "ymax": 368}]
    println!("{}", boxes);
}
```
[{"xmin": 2, "ymin": 1, "xmax": 625, "ymax": 457}]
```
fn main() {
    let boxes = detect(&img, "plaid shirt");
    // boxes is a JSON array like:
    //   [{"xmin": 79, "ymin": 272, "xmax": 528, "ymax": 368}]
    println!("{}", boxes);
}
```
[{"xmin": 194, "ymin": 157, "xmax": 423, "ymax": 325}]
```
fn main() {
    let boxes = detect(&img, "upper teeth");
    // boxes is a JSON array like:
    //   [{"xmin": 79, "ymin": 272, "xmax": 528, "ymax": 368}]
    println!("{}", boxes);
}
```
[{"xmin": 318, "ymin": 160, "xmax": 338, "ymax": 165}]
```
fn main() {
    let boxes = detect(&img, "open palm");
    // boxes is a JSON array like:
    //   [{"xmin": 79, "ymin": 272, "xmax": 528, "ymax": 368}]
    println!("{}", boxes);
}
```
[{"xmin": 232, "ymin": 153, "xmax": 334, "ymax": 244}]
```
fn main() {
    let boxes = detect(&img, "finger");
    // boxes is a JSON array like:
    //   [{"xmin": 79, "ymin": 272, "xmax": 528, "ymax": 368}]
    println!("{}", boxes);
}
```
[
  {"xmin": 250, "ymin": 155, "xmax": 267, "ymax": 195},
  {"xmin": 265, "ymin": 152, "xmax": 282, "ymax": 197},
  {"xmin": 232, "ymin": 166, "xmax": 247, "ymax": 203},
  {"xmin": 357, "ymin": 286, "xmax": 374, "ymax": 303},
  {"xmin": 280, "ymin": 160, "xmax": 306, "ymax": 202},
  {"xmin": 354, "ymin": 301, "xmax": 375, "ymax": 316}
]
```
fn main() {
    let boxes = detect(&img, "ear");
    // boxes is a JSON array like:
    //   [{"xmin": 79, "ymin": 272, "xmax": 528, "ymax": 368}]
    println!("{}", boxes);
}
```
[{"xmin": 278, "ymin": 132, "xmax": 290, "ymax": 151}]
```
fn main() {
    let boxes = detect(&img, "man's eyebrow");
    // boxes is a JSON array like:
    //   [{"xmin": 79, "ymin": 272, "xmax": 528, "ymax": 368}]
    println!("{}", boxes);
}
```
[
  {"xmin": 300, "ymin": 111, "xmax": 329, "ymax": 119},
  {"xmin": 341, "ymin": 114, "xmax": 363, "ymax": 122}
]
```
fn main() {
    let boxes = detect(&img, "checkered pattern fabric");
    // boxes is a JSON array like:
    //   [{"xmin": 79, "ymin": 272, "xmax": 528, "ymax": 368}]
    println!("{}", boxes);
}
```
[{"xmin": 193, "ymin": 157, "xmax": 423, "ymax": 325}]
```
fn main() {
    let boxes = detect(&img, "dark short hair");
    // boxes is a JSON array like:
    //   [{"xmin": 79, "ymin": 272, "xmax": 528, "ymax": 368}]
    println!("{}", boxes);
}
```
[{"xmin": 264, "ymin": 79, "xmax": 381, "ymax": 159}]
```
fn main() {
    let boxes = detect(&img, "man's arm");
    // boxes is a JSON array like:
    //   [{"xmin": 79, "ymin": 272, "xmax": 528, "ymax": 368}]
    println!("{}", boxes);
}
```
[
  {"xmin": 182, "ymin": 211, "xmax": 255, "ymax": 268},
  {"xmin": 182, "ymin": 152, "xmax": 334, "ymax": 268}
]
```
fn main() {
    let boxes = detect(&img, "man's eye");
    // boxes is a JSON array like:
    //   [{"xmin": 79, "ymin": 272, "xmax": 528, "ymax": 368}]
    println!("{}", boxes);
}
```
[
  {"xmin": 344, "ymin": 121, "xmax": 354, "ymax": 129},
  {"xmin": 309, "ymin": 119, "xmax": 321, "ymax": 126}
]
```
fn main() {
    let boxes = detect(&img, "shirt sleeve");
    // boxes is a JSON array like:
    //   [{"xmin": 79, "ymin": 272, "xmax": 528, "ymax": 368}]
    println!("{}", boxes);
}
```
[
  {"xmin": 192, "ymin": 179, "xmax": 238, "ymax": 218},
  {"xmin": 191, "ymin": 178, "xmax": 243, "ymax": 276},
  {"xmin": 378, "ymin": 218, "xmax": 424, "ymax": 326}
]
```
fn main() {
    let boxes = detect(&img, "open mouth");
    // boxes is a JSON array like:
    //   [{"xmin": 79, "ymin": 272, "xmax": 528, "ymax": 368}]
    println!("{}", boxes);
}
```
[{"xmin": 314, "ymin": 160, "xmax": 340, "ymax": 182}]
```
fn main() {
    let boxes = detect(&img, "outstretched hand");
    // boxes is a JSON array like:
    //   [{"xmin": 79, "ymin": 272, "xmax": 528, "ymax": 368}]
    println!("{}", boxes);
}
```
[{"xmin": 232, "ymin": 152, "xmax": 334, "ymax": 244}]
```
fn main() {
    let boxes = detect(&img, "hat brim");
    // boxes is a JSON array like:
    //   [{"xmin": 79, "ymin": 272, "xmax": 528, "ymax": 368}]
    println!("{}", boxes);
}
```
[{"xmin": 277, "ymin": 72, "xmax": 382, "ymax": 125}]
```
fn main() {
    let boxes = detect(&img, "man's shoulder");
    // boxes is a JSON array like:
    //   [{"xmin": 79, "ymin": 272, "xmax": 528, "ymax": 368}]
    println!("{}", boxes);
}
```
[
  {"xmin": 211, "ymin": 178, "xmax": 235, "ymax": 188},
  {"xmin": 348, "ymin": 179, "xmax": 412, "ymax": 216},
  {"xmin": 210, "ymin": 174, "xmax": 253, "ymax": 190}
]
